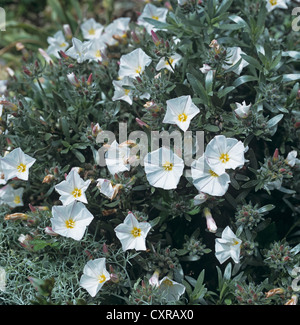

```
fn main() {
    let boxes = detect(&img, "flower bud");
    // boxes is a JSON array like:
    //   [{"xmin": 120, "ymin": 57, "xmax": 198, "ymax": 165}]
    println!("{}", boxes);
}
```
[
  {"xmin": 203, "ymin": 207, "xmax": 217, "ymax": 233},
  {"xmin": 4, "ymin": 213, "xmax": 28, "ymax": 221},
  {"xmin": 86, "ymin": 73, "xmax": 93, "ymax": 86},
  {"xmin": 67, "ymin": 72, "xmax": 80, "ymax": 87},
  {"xmin": 273, "ymin": 148, "xmax": 279, "ymax": 162},
  {"xmin": 63, "ymin": 24, "xmax": 72, "ymax": 40},
  {"xmin": 149, "ymin": 270, "xmax": 160, "ymax": 288},
  {"xmin": 265, "ymin": 288, "xmax": 284, "ymax": 298},
  {"xmin": 42, "ymin": 174, "xmax": 55, "ymax": 184},
  {"xmin": 151, "ymin": 30, "xmax": 161, "ymax": 47},
  {"xmin": 285, "ymin": 295, "xmax": 298, "ymax": 305}
]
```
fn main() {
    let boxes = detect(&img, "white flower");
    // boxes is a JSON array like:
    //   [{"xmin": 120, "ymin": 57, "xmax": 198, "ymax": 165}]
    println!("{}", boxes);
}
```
[
  {"xmin": 0, "ymin": 184, "xmax": 24, "ymax": 208},
  {"xmin": 54, "ymin": 169, "xmax": 91, "ymax": 206},
  {"xmin": 193, "ymin": 192, "xmax": 208, "ymax": 205},
  {"xmin": 163, "ymin": 95, "xmax": 200, "ymax": 132},
  {"xmin": 84, "ymin": 38, "xmax": 107, "ymax": 62},
  {"xmin": 137, "ymin": 3, "xmax": 168, "ymax": 34},
  {"xmin": 118, "ymin": 48, "xmax": 152, "ymax": 79},
  {"xmin": 114, "ymin": 212, "xmax": 151, "ymax": 251},
  {"xmin": 159, "ymin": 276, "xmax": 186, "ymax": 301},
  {"xmin": 112, "ymin": 76, "xmax": 134, "ymax": 105},
  {"xmin": 67, "ymin": 72, "xmax": 80, "ymax": 87},
  {"xmin": 80, "ymin": 18, "xmax": 104, "ymax": 39},
  {"xmin": 0, "ymin": 147, "xmax": 36, "ymax": 181},
  {"xmin": 96, "ymin": 178, "xmax": 122, "ymax": 200},
  {"xmin": 65, "ymin": 38, "xmax": 91, "ymax": 63},
  {"xmin": 266, "ymin": 0, "xmax": 288, "ymax": 12},
  {"xmin": 46, "ymin": 30, "xmax": 69, "ymax": 58},
  {"xmin": 215, "ymin": 226, "xmax": 242, "ymax": 264},
  {"xmin": 200, "ymin": 63, "xmax": 213, "ymax": 74},
  {"xmin": 144, "ymin": 147, "xmax": 184, "ymax": 190},
  {"xmin": 156, "ymin": 53, "xmax": 182, "ymax": 72},
  {"xmin": 0, "ymin": 156, "xmax": 6, "ymax": 185},
  {"xmin": 101, "ymin": 17, "xmax": 131, "ymax": 46},
  {"xmin": 234, "ymin": 101, "xmax": 251, "ymax": 118},
  {"xmin": 286, "ymin": 150, "xmax": 300, "ymax": 167},
  {"xmin": 105, "ymin": 140, "xmax": 131, "ymax": 175},
  {"xmin": 80, "ymin": 258, "xmax": 110, "ymax": 297},
  {"xmin": 51, "ymin": 201, "xmax": 94, "ymax": 241},
  {"xmin": 204, "ymin": 135, "xmax": 246, "ymax": 175},
  {"xmin": 222, "ymin": 47, "xmax": 249, "ymax": 75},
  {"xmin": 191, "ymin": 155, "xmax": 230, "ymax": 197}
]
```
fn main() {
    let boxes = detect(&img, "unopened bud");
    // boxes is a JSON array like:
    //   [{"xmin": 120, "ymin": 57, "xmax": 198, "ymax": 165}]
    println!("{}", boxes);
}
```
[
  {"xmin": 203, "ymin": 207, "xmax": 217, "ymax": 233},
  {"xmin": 86, "ymin": 73, "xmax": 93, "ymax": 86},
  {"xmin": 265, "ymin": 288, "xmax": 284, "ymax": 298},
  {"xmin": 151, "ymin": 30, "xmax": 161, "ymax": 47},
  {"xmin": 273, "ymin": 148, "xmax": 279, "ymax": 162},
  {"xmin": 5, "ymin": 213, "xmax": 28, "ymax": 221}
]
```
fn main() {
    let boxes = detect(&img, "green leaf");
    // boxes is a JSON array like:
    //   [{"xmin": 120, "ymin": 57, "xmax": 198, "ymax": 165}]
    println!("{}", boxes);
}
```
[
  {"xmin": 232, "ymin": 75, "xmax": 257, "ymax": 88},
  {"xmin": 240, "ymin": 54, "xmax": 262, "ymax": 71},
  {"xmin": 257, "ymin": 204, "xmax": 275, "ymax": 214},
  {"xmin": 282, "ymin": 74, "xmax": 300, "ymax": 82},
  {"xmin": 217, "ymin": 86, "xmax": 235, "ymax": 98},
  {"xmin": 187, "ymin": 73, "xmax": 209, "ymax": 105},
  {"xmin": 72, "ymin": 149, "xmax": 85, "ymax": 163},
  {"xmin": 266, "ymin": 114, "xmax": 284, "ymax": 128}
]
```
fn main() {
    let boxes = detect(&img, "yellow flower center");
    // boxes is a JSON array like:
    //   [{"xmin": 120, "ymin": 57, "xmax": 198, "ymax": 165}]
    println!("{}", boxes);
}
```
[
  {"xmin": 232, "ymin": 239, "xmax": 240, "ymax": 246},
  {"xmin": 219, "ymin": 153, "xmax": 229, "ymax": 163},
  {"xmin": 65, "ymin": 218, "xmax": 75, "ymax": 229},
  {"xmin": 178, "ymin": 113, "xmax": 188, "ymax": 122},
  {"xmin": 14, "ymin": 196, "xmax": 21, "ymax": 204},
  {"xmin": 121, "ymin": 32, "xmax": 127, "ymax": 39},
  {"xmin": 152, "ymin": 15, "xmax": 159, "ymax": 20},
  {"xmin": 72, "ymin": 187, "xmax": 82, "ymax": 198},
  {"xmin": 166, "ymin": 57, "xmax": 174, "ymax": 66},
  {"xmin": 95, "ymin": 50, "xmax": 101, "ymax": 58},
  {"xmin": 98, "ymin": 274, "xmax": 107, "ymax": 283},
  {"xmin": 162, "ymin": 278, "xmax": 174, "ymax": 287},
  {"xmin": 88, "ymin": 28, "xmax": 96, "ymax": 35},
  {"xmin": 17, "ymin": 163, "xmax": 26, "ymax": 173},
  {"xmin": 60, "ymin": 42, "xmax": 67, "ymax": 47},
  {"xmin": 162, "ymin": 161, "xmax": 174, "ymax": 171},
  {"xmin": 131, "ymin": 227, "xmax": 141, "ymax": 238},
  {"xmin": 124, "ymin": 88, "xmax": 131, "ymax": 96},
  {"xmin": 270, "ymin": 0, "xmax": 277, "ymax": 5},
  {"xmin": 135, "ymin": 66, "xmax": 142, "ymax": 74},
  {"xmin": 209, "ymin": 169, "xmax": 219, "ymax": 177}
]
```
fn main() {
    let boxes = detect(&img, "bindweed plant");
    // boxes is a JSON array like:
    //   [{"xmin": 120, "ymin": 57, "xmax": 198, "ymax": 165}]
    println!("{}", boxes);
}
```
[{"xmin": 0, "ymin": 0, "xmax": 300, "ymax": 305}]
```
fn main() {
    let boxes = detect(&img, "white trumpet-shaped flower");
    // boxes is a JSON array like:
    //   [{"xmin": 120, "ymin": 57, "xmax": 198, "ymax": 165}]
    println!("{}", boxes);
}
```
[
  {"xmin": 156, "ymin": 53, "xmax": 182, "ymax": 72},
  {"xmin": 0, "ymin": 147, "xmax": 36, "ymax": 181},
  {"xmin": 96, "ymin": 178, "xmax": 122, "ymax": 200},
  {"xmin": 144, "ymin": 147, "xmax": 184, "ymax": 190},
  {"xmin": 285, "ymin": 150, "xmax": 300, "ymax": 167},
  {"xmin": 222, "ymin": 47, "xmax": 249, "ymax": 75},
  {"xmin": 204, "ymin": 135, "xmax": 246, "ymax": 175},
  {"xmin": 80, "ymin": 258, "xmax": 110, "ymax": 297},
  {"xmin": 159, "ymin": 276, "xmax": 186, "ymax": 301},
  {"xmin": 0, "ymin": 184, "xmax": 24, "ymax": 208},
  {"xmin": 112, "ymin": 76, "xmax": 134, "ymax": 105},
  {"xmin": 266, "ymin": 0, "xmax": 288, "ymax": 12},
  {"xmin": 84, "ymin": 38, "xmax": 107, "ymax": 62},
  {"xmin": 234, "ymin": 101, "xmax": 251, "ymax": 118},
  {"xmin": 54, "ymin": 169, "xmax": 91, "ymax": 206},
  {"xmin": 118, "ymin": 48, "xmax": 152, "ymax": 79},
  {"xmin": 215, "ymin": 226, "xmax": 242, "ymax": 264},
  {"xmin": 46, "ymin": 30, "xmax": 69, "ymax": 58},
  {"xmin": 163, "ymin": 95, "xmax": 200, "ymax": 132},
  {"xmin": 101, "ymin": 17, "xmax": 131, "ymax": 46},
  {"xmin": 51, "ymin": 201, "xmax": 94, "ymax": 241},
  {"xmin": 105, "ymin": 140, "xmax": 131, "ymax": 175},
  {"xmin": 114, "ymin": 212, "xmax": 151, "ymax": 251},
  {"xmin": 191, "ymin": 155, "xmax": 230, "ymax": 197},
  {"xmin": 137, "ymin": 3, "xmax": 168, "ymax": 34},
  {"xmin": 65, "ymin": 37, "xmax": 91, "ymax": 63},
  {"xmin": 80, "ymin": 18, "xmax": 104, "ymax": 40}
]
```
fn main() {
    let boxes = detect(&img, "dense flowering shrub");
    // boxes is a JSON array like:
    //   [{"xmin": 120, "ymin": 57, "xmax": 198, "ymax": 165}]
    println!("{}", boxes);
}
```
[{"xmin": 0, "ymin": 0, "xmax": 300, "ymax": 305}]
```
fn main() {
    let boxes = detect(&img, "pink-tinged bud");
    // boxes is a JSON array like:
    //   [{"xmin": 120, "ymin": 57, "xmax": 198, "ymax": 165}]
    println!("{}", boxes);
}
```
[
  {"xmin": 23, "ymin": 67, "xmax": 32, "ymax": 76},
  {"xmin": 273, "ymin": 148, "xmax": 279, "ymax": 162},
  {"xmin": 297, "ymin": 90, "xmax": 300, "ymax": 100},
  {"xmin": 38, "ymin": 48, "xmax": 53, "ymax": 65},
  {"xmin": 295, "ymin": 122, "xmax": 300, "ymax": 129},
  {"xmin": 68, "ymin": 64, "xmax": 74, "ymax": 68},
  {"xmin": 18, "ymin": 234, "xmax": 33, "ymax": 250},
  {"xmin": 59, "ymin": 50, "xmax": 69, "ymax": 59},
  {"xmin": 131, "ymin": 30, "xmax": 140, "ymax": 43},
  {"xmin": 285, "ymin": 295, "xmax": 298, "ymax": 305},
  {"xmin": 149, "ymin": 270, "xmax": 160, "ymax": 288},
  {"xmin": 44, "ymin": 227, "xmax": 59, "ymax": 236},
  {"xmin": 135, "ymin": 76, "xmax": 142, "ymax": 83},
  {"xmin": 63, "ymin": 24, "xmax": 72, "ymax": 40},
  {"xmin": 151, "ymin": 30, "xmax": 161, "ymax": 47},
  {"xmin": 265, "ymin": 288, "xmax": 284, "ymax": 298},
  {"xmin": 103, "ymin": 243, "xmax": 109, "ymax": 254},
  {"xmin": 86, "ymin": 73, "xmax": 93, "ymax": 86},
  {"xmin": 203, "ymin": 207, "xmax": 217, "ymax": 233},
  {"xmin": 136, "ymin": 118, "xmax": 149, "ymax": 128},
  {"xmin": 67, "ymin": 72, "xmax": 80, "ymax": 87},
  {"xmin": 164, "ymin": 1, "xmax": 173, "ymax": 10},
  {"xmin": 5, "ymin": 213, "xmax": 28, "ymax": 221},
  {"xmin": 29, "ymin": 203, "xmax": 37, "ymax": 212}
]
